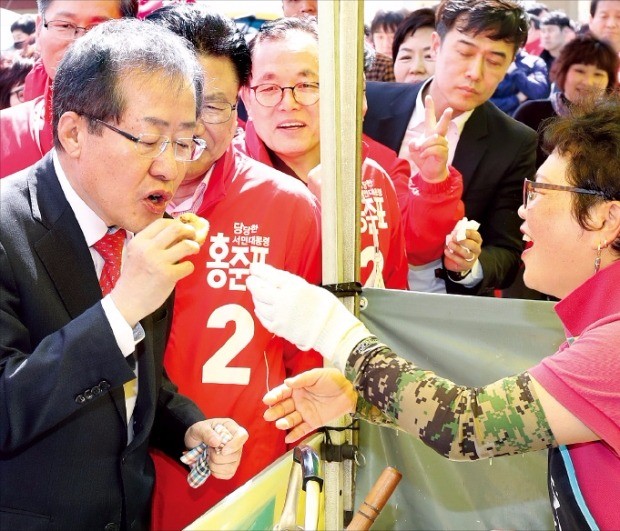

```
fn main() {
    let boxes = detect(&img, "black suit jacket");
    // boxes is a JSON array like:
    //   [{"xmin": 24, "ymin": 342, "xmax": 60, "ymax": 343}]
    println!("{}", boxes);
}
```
[
  {"xmin": 364, "ymin": 81, "xmax": 537, "ymax": 295},
  {"xmin": 0, "ymin": 154, "xmax": 205, "ymax": 531}
]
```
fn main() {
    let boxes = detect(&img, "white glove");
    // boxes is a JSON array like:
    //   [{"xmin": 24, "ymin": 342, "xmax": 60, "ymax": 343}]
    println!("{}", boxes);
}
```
[{"xmin": 246, "ymin": 263, "xmax": 372, "ymax": 371}]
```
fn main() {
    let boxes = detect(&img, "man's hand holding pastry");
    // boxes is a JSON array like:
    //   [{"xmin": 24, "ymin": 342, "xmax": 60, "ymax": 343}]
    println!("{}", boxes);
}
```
[{"xmin": 111, "ymin": 216, "xmax": 209, "ymax": 327}]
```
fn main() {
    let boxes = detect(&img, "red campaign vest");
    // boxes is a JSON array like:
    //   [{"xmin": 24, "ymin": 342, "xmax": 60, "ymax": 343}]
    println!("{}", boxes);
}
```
[
  {"xmin": 151, "ymin": 146, "xmax": 323, "ymax": 530},
  {"xmin": 237, "ymin": 121, "xmax": 409, "ymax": 289},
  {"xmin": 1, "ymin": 84, "xmax": 54, "ymax": 178}
]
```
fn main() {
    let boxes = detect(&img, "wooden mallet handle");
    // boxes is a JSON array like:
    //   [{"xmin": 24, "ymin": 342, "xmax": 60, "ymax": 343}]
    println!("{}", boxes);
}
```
[{"xmin": 346, "ymin": 466, "xmax": 402, "ymax": 530}]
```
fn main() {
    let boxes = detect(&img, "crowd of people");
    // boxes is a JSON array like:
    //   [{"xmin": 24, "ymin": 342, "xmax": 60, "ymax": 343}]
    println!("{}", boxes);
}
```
[
  {"xmin": 0, "ymin": 14, "xmax": 37, "ymax": 110},
  {"xmin": 0, "ymin": 0, "xmax": 618, "ymax": 530},
  {"xmin": 365, "ymin": 0, "xmax": 620, "ymax": 121}
]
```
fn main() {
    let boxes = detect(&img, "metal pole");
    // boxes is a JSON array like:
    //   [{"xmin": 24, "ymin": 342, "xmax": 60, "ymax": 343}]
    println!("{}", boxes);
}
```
[{"xmin": 318, "ymin": 0, "xmax": 364, "ymax": 529}]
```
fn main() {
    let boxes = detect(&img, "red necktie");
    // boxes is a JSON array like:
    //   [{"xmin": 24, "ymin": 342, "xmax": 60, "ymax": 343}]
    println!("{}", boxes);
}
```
[{"xmin": 93, "ymin": 229, "xmax": 126, "ymax": 296}]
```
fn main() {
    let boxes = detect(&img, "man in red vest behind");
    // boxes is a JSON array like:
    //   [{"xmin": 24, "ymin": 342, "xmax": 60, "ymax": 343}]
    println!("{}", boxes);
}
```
[{"xmin": 0, "ymin": 0, "xmax": 138, "ymax": 178}]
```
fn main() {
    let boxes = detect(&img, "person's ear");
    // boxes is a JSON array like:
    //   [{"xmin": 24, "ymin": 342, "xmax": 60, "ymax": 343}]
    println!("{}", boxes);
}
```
[
  {"xmin": 603, "ymin": 201, "xmax": 620, "ymax": 243},
  {"xmin": 430, "ymin": 31, "xmax": 441, "ymax": 60},
  {"xmin": 591, "ymin": 201, "xmax": 620, "ymax": 250},
  {"xmin": 57, "ymin": 112, "xmax": 85, "ymax": 158},
  {"xmin": 239, "ymin": 86, "xmax": 253, "ymax": 118},
  {"xmin": 35, "ymin": 14, "xmax": 43, "ymax": 39}
]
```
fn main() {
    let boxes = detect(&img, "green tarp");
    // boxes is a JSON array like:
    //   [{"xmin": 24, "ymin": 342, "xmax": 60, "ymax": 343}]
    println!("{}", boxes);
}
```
[{"xmin": 355, "ymin": 288, "xmax": 566, "ymax": 530}]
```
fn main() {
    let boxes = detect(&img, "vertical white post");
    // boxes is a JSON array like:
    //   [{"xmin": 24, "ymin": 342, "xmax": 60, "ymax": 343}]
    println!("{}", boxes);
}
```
[{"xmin": 318, "ymin": 0, "xmax": 364, "ymax": 529}]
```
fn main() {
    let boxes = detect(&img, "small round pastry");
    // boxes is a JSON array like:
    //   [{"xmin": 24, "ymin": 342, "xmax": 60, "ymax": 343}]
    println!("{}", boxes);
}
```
[{"xmin": 179, "ymin": 213, "xmax": 210, "ymax": 245}]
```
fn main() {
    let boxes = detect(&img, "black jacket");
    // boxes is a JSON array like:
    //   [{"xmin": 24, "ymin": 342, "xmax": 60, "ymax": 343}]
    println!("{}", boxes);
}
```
[
  {"xmin": 0, "ymin": 154, "xmax": 205, "ymax": 531},
  {"xmin": 363, "ymin": 81, "xmax": 537, "ymax": 295}
]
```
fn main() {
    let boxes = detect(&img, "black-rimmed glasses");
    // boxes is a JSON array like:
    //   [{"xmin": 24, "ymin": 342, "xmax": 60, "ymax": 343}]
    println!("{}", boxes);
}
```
[
  {"xmin": 10, "ymin": 85, "xmax": 25, "ymax": 103},
  {"xmin": 249, "ymin": 82, "xmax": 320, "ymax": 107},
  {"xmin": 93, "ymin": 119, "xmax": 207, "ymax": 162},
  {"xmin": 43, "ymin": 18, "xmax": 100, "ymax": 40},
  {"xmin": 201, "ymin": 101, "xmax": 237, "ymax": 124},
  {"xmin": 523, "ymin": 178, "xmax": 606, "ymax": 208}
]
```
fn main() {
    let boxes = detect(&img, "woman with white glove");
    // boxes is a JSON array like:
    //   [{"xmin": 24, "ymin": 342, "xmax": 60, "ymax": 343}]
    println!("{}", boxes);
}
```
[{"xmin": 245, "ymin": 97, "xmax": 620, "ymax": 531}]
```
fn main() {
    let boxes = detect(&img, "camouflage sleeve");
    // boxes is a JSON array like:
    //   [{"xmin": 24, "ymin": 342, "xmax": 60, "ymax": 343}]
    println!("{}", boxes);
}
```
[{"xmin": 345, "ymin": 337, "xmax": 556, "ymax": 461}]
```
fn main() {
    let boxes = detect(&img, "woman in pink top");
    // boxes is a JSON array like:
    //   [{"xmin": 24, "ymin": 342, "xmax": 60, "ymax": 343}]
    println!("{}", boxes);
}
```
[{"xmin": 248, "ymin": 95, "xmax": 620, "ymax": 530}]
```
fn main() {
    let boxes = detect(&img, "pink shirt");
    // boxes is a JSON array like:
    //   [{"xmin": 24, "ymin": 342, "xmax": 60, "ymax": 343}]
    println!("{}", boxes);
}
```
[{"xmin": 530, "ymin": 260, "xmax": 620, "ymax": 529}]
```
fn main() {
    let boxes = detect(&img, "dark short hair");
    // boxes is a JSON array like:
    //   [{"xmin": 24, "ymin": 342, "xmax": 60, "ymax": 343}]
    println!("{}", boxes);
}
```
[
  {"xmin": 248, "ymin": 16, "xmax": 318, "ymax": 84},
  {"xmin": 0, "ymin": 56, "xmax": 35, "ymax": 109},
  {"xmin": 540, "ymin": 11, "xmax": 572, "ymax": 30},
  {"xmin": 528, "ymin": 14, "xmax": 541, "ymax": 31},
  {"xmin": 10, "ymin": 15, "xmax": 36, "ymax": 35},
  {"xmin": 392, "ymin": 7, "xmax": 436, "ymax": 62},
  {"xmin": 37, "ymin": 0, "xmax": 139, "ymax": 18},
  {"xmin": 52, "ymin": 19, "xmax": 203, "ymax": 149},
  {"xmin": 146, "ymin": 5, "xmax": 250, "ymax": 87},
  {"xmin": 435, "ymin": 0, "xmax": 528, "ymax": 54},
  {"xmin": 576, "ymin": 21, "xmax": 590, "ymax": 36},
  {"xmin": 550, "ymin": 34, "xmax": 618, "ymax": 91},
  {"xmin": 543, "ymin": 94, "xmax": 620, "ymax": 255},
  {"xmin": 370, "ymin": 10, "xmax": 406, "ymax": 35},
  {"xmin": 525, "ymin": 3, "xmax": 548, "ymax": 17},
  {"xmin": 590, "ymin": 0, "xmax": 604, "ymax": 17}
]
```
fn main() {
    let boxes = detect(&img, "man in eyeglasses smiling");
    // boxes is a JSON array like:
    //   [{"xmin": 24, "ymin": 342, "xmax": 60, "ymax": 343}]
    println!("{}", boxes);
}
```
[
  {"xmin": 238, "ymin": 16, "xmax": 414, "ymax": 290},
  {"xmin": 0, "ymin": 1, "xmax": 137, "ymax": 178}
]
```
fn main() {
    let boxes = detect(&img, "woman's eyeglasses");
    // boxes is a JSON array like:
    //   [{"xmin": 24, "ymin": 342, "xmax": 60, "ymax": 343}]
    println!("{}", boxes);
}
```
[{"xmin": 522, "ymin": 178, "xmax": 606, "ymax": 208}]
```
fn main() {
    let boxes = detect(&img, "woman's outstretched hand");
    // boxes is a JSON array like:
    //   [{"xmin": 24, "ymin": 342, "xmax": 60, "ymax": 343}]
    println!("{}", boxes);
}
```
[{"xmin": 262, "ymin": 368, "xmax": 358, "ymax": 443}]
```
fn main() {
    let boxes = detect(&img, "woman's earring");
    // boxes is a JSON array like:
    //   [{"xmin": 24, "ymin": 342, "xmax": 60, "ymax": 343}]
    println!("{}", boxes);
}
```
[{"xmin": 594, "ymin": 240, "xmax": 607, "ymax": 273}]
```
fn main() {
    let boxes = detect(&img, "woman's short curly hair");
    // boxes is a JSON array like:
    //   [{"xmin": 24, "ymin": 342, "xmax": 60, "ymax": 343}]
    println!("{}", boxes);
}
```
[{"xmin": 543, "ymin": 94, "xmax": 620, "ymax": 255}]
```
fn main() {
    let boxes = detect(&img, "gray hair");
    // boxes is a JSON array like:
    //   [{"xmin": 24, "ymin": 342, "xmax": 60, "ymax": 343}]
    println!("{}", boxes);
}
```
[
  {"xmin": 250, "ymin": 16, "xmax": 373, "ymax": 75},
  {"xmin": 248, "ymin": 16, "xmax": 318, "ymax": 69},
  {"xmin": 52, "ymin": 18, "xmax": 203, "ymax": 150}
]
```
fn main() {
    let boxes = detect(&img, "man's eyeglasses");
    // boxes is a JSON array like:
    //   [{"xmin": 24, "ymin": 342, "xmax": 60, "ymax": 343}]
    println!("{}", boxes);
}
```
[
  {"xmin": 43, "ymin": 18, "xmax": 100, "ymax": 40},
  {"xmin": 201, "ymin": 101, "xmax": 237, "ymax": 124},
  {"xmin": 93, "ymin": 119, "xmax": 207, "ymax": 162},
  {"xmin": 10, "ymin": 85, "xmax": 25, "ymax": 103},
  {"xmin": 523, "ymin": 178, "xmax": 606, "ymax": 208},
  {"xmin": 249, "ymin": 82, "xmax": 320, "ymax": 107}
]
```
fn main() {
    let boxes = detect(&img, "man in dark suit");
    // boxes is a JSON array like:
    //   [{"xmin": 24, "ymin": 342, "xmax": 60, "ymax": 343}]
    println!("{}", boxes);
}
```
[
  {"xmin": 364, "ymin": 0, "xmax": 537, "ymax": 296},
  {"xmin": 0, "ymin": 19, "xmax": 247, "ymax": 531}
]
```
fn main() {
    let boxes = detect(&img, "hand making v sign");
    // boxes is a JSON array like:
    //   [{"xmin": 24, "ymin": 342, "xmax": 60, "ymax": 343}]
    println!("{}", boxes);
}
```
[{"xmin": 407, "ymin": 94, "xmax": 453, "ymax": 184}]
